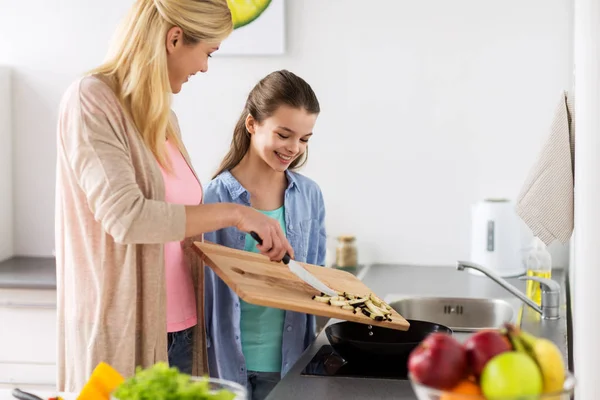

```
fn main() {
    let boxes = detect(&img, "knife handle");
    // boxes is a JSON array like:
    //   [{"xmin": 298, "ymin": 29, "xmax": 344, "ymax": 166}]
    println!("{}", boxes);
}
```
[{"xmin": 249, "ymin": 231, "xmax": 291, "ymax": 264}]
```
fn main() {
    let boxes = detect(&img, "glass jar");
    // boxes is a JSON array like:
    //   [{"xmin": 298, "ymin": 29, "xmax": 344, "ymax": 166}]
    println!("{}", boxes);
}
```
[{"xmin": 335, "ymin": 235, "xmax": 358, "ymax": 268}]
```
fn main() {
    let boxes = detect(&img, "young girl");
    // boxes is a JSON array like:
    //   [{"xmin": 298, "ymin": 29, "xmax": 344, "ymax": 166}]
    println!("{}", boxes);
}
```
[{"xmin": 203, "ymin": 70, "xmax": 326, "ymax": 400}]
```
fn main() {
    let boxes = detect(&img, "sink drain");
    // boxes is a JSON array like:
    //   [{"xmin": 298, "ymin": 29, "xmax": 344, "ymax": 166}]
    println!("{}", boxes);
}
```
[{"xmin": 443, "ymin": 305, "xmax": 464, "ymax": 315}]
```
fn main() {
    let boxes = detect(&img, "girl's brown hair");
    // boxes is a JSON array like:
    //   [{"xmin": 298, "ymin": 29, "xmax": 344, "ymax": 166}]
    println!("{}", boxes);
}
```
[{"xmin": 213, "ymin": 69, "xmax": 320, "ymax": 179}]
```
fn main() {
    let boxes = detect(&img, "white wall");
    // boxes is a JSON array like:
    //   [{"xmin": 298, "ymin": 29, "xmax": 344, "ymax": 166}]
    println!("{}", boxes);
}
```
[
  {"xmin": 0, "ymin": 0, "xmax": 573, "ymax": 266},
  {"xmin": 0, "ymin": 67, "xmax": 12, "ymax": 262}
]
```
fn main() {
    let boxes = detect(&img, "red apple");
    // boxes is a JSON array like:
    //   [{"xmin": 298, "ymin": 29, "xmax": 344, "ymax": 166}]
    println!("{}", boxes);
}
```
[
  {"xmin": 407, "ymin": 333, "xmax": 467, "ymax": 390},
  {"xmin": 463, "ymin": 330, "xmax": 513, "ymax": 378}
]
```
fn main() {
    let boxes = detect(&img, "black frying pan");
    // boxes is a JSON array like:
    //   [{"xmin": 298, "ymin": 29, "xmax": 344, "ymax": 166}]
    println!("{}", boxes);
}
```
[{"xmin": 325, "ymin": 319, "xmax": 452, "ymax": 364}]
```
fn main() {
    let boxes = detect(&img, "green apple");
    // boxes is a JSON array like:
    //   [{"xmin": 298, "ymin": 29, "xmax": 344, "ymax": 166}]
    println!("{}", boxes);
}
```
[{"xmin": 480, "ymin": 351, "xmax": 543, "ymax": 397}]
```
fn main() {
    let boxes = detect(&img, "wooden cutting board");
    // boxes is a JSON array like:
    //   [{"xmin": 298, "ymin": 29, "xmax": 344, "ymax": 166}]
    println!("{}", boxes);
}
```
[{"xmin": 193, "ymin": 241, "xmax": 410, "ymax": 331}]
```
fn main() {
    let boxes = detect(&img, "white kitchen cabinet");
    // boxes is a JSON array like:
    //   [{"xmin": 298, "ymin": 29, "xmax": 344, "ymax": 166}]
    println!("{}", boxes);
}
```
[
  {"xmin": 0, "ymin": 66, "xmax": 12, "ymax": 263},
  {"xmin": 0, "ymin": 288, "xmax": 57, "ymax": 387}
]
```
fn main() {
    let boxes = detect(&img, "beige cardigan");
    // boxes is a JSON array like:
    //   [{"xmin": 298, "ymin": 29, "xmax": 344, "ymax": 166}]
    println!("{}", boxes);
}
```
[{"xmin": 55, "ymin": 75, "xmax": 208, "ymax": 392}]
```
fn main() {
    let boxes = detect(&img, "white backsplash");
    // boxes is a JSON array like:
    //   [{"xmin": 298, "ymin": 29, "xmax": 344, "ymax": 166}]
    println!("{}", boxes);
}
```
[{"xmin": 0, "ymin": 0, "xmax": 573, "ymax": 265}]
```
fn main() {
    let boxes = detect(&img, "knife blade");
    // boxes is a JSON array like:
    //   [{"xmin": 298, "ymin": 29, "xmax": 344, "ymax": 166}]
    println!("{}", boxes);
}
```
[{"xmin": 249, "ymin": 231, "xmax": 338, "ymax": 297}]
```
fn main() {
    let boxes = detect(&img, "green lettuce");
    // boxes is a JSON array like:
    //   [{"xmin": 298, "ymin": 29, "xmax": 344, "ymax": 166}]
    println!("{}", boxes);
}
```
[{"xmin": 113, "ymin": 362, "xmax": 237, "ymax": 400}]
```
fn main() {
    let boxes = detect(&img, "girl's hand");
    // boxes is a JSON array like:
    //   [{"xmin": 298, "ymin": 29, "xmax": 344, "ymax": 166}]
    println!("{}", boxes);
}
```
[{"xmin": 236, "ymin": 206, "xmax": 294, "ymax": 262}]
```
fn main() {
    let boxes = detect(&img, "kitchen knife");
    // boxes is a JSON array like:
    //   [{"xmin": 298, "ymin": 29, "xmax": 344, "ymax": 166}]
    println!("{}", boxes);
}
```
[
  {"xmin": 249, "ymin": 231, "xmax": 338, "ymax": 297},
  {"xmin": 11, "ymin": 389, "xmax": 44, "ymax": 400}
]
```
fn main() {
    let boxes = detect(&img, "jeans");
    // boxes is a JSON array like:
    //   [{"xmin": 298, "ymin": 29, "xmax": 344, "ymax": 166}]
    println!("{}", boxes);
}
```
[
  {"xmin": 167, "ymin": 326, "xmax": 194, "ymax": 375},
  {"xmin": 246, "ymin": 371, "xmax": 281, "ymax": 400}
]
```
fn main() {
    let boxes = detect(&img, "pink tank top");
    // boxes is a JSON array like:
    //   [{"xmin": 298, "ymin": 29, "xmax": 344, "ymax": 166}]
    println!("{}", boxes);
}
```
[{"xmin": 158, "ymin": 139, "xmax": 202, "ymax": 332}]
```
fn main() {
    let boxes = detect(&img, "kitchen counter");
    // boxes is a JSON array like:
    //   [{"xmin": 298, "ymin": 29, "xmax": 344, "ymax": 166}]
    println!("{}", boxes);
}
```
[
  {"xmin": 0, "ymin": 257, "xmax": 56, "ymax": 289},
  {"xmin": 0, "ymin": 389, "xmax": 75, "ymax": 400},
  {"xmin": 266, "ymin": 264, "xmax": 571, "ymax": 400},
  {"xmin": 0, "ymin": 260, "xmax": 368, "ymax": 292}
]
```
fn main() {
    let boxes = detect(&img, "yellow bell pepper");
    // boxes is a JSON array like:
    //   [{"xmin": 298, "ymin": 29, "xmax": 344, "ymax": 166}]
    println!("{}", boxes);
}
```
[{"xmin": 77, "ymin": 362, "xmax": 124, "ymax": 400}]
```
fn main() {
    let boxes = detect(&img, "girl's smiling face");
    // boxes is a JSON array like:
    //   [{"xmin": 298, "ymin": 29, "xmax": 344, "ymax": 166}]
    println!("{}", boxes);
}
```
[{"xmin": 247, "ymin": 105, "xmax": 318, "ymax": 172}]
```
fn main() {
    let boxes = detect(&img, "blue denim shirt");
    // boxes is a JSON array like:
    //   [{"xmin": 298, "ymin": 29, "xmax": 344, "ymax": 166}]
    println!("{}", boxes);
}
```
[{"xmin": 203, "ymin": 170, "xmax": 327, "ymax": 386}]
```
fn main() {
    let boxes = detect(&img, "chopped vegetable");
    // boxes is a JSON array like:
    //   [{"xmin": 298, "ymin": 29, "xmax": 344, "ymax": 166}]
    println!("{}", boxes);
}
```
[
  {"xmin": 311, "ymin": 295, "xmax": 330, "ymax": 303},
  {"xmin": 112, "ymin": 362, "xmax": 236, "ymax": 400},
  {"xmin": 348, "ymin": 298, "xmax": 367, "ymax": 306},
  {"xmin": 361, "ymin": 307, "xmax": 384, "ymax": 321},
  {"xmin": 312, "ymin": 292, "xmax": 394, "ymax": 322},
  {"xmin": 78, "ymin": 361, "xmax": 125, "ymax": 400}
]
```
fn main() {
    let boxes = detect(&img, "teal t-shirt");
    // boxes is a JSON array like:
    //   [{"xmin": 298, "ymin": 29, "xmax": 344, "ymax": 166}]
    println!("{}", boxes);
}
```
[{"xmin": 240, "ymin": 206, "xmax": 287, "ymax": 373}]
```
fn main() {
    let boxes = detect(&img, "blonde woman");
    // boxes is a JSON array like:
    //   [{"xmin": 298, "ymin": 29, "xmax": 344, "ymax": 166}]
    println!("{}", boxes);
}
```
[{"xmin": 54, "ymin": 0, "xmax": 293, "ymax": 392}]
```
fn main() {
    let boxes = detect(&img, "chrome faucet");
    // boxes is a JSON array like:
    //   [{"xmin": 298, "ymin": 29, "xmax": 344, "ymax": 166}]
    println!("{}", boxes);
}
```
[{"xmin": 456, "ymin": 260, "xmax": 560, "ymax": 320}]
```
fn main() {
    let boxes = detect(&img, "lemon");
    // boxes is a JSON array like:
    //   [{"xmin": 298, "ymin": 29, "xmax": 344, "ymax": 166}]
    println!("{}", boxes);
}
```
[{"xmin": 227, "ymin": 0, "xmax": 272, "ymax": 29}]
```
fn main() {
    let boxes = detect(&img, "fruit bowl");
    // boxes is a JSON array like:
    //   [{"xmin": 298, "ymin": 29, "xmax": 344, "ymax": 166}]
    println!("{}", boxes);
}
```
[
  {"xmin": 409, "ymin": 371, "xmax": 576, "ymax": 400},
  {"xmin": 406, "ymin": 324, "xmax": 576, "ymax": 400}
]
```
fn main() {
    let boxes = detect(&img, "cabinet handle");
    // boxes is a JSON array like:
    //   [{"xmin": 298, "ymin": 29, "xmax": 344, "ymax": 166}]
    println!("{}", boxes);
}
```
[{"xmin": 0, "ymin": 302, "xmax": 56, "ymax": 309}]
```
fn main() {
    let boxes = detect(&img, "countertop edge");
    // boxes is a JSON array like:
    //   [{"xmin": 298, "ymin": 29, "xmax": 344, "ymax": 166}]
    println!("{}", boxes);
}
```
[{"xmin": 0, "ymin": 256, "xmax": 57, "ymax": 290}]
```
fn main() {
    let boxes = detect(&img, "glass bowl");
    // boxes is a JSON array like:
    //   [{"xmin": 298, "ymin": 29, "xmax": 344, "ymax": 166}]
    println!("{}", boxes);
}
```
[
  {"xmin": 409, "ymin": 371, "xmax": 575, "ymax": 400},
  {"xmin": 197, "ymin": 376, "xmax": 248, "ymax": 400},
  {"xmin": 195, "ymin": 377, "xmax": 248, "ymax": 400},
  {"xmin": 111, "ymin": 376, "xmax": 248, "ymax": 400}
]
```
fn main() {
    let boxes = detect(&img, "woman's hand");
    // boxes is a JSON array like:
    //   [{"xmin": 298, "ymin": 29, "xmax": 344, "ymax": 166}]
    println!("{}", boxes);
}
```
[
  {"xmin": 183, "ymin": 203, "xmax": 293, "ymax": 262},
  {"xmin": 236, "ymin": 206, "xmax": 294, "ymax": 262}
]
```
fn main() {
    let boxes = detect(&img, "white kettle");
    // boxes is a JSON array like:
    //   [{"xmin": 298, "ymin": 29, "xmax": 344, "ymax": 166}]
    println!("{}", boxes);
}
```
[{"xmin": 469, "ymin": 198, "xmax": 526, "ymax": 278}]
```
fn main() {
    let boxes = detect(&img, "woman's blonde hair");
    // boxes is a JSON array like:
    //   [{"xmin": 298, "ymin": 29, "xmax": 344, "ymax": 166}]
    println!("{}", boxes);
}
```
[
  {"xmin": 213, "ymin": 70, "xmax": 320, "ymax": 179},
  {"xmin": 89, "ymin": 0, "xmax": 232, "ymax": 169}
]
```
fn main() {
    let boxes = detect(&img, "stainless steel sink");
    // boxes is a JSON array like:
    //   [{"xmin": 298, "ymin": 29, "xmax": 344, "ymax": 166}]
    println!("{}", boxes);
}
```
[{"xmin": 388, "ymin": 296, "xmax": 516, "ymax": 332}]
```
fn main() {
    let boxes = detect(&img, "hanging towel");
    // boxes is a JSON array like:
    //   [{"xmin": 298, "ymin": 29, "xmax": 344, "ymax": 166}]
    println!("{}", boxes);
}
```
[{"xmin": 515, "ymin": 90, "xmax": 575, "ymax": 246}]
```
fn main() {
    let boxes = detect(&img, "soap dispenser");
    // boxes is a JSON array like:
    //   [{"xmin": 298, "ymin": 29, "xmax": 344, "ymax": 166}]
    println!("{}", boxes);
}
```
[{"xmin": 524, "ymin": 236, "xmax": 553, "ymax": 306}]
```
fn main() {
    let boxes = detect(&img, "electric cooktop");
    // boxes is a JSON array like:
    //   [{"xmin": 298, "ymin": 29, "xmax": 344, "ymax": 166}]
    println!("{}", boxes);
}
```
[{"xmin": 300, "ymin": 345, "xmax": 409, "ymax": 380}]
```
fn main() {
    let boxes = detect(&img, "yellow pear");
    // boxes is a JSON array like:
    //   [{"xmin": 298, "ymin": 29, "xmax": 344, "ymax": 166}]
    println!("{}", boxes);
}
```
[{"xmin": 519, "ymin": 331, "xmax": 566, "ymax": 393}]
